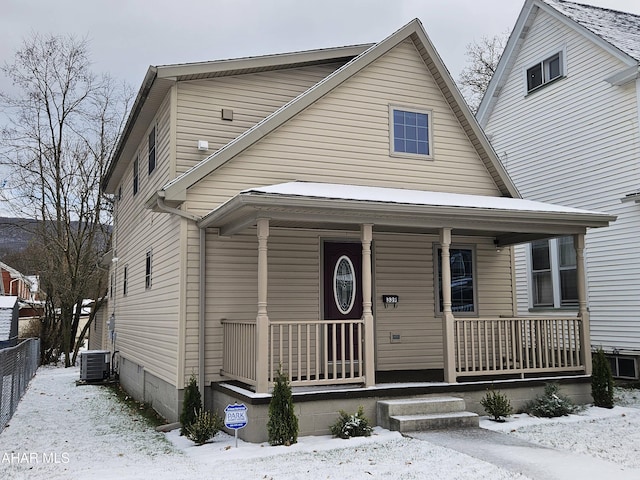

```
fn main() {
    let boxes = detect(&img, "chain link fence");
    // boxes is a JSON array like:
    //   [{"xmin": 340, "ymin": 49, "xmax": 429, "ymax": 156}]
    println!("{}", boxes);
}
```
[{"xmin": 0, "ymin": 338, "xmax": 40, "ymax": 432}]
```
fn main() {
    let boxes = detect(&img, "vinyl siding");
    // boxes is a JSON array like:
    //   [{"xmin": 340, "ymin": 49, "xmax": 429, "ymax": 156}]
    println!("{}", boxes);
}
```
[
  {"xmin": 175, "ymin": 63, "xmax": 346, "ymax": 176},
  {"xmin": 200, "ymin": 229, "xmax": 513, "ymax": 382},
  {"xmin": 111, "ymin": 91, "xmax": 183, "ymax": 386},
  {"xmin": 484, "ymin": 10, "xmax": 640, "ymax": 350},
  {"xmin": 185, "ymin": 39, "xmax": 502, "ymax": 215}
]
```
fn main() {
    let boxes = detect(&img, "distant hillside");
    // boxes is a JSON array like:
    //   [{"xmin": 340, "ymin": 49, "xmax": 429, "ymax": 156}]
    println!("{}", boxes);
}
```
[{"xmin": 0, "ymin": 217, "xmax": 37, "ymax": 256}]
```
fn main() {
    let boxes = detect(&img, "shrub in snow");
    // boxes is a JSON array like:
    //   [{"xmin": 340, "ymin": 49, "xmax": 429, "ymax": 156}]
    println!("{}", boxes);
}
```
[
  {"xmin": 525, "ymin": 383, "xmax": 578, "ymax": 418},
  {"xmin": 591, "ymin": 348, "xmax": 614, "ymax": 409},
  {"xmin": 330, "ymin": 406, "xmax": 373, "ymax": 439},
  {"xmin": 267, "ymin": 367, "xmax": 298, "ymax": 446},
  {"xmin": 185, "ymin": 410, "xmax": 224, "ymax": 445},
  {"xmin": 180, "ymin": 374, "xmax": 202, "ymax": 436},
  {"xmin": 480, "ymin": 387, "xmax": 513, "ymax": 422}
]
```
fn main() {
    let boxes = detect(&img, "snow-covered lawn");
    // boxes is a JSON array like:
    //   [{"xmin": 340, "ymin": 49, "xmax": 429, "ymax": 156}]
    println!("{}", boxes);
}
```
[{"xmin": 1, "ymin": 366, "xmax": 639, "ymax": 479}]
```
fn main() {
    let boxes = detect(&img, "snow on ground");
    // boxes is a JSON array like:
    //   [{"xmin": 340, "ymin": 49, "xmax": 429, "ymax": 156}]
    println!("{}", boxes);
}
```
[
  {"xmin": 1, "ymin": 366, "xmax": 639, "ymax": 480},
  {"xmin": 482, "ymin": 389, "xmax": 640, "ymax": 468}
]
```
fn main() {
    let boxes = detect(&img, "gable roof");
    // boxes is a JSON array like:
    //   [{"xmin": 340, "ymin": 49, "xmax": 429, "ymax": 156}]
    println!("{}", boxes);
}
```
[
  {"xmin": 478, "ymin": 0, "xmax": 640, "ymax": 124},
  {"xmin": 102, "ymin": 44, "xmax": 371, "ymax": 193},
  {"xmin": 159, "ymin": 18, "xmax": 519, "ymax": 203}
]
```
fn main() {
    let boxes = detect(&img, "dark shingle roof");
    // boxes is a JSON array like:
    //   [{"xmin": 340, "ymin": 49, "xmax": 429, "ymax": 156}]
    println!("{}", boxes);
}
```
[{"xmin": 545, "ymin": 0, "xmax": 640, "ymax": 61}]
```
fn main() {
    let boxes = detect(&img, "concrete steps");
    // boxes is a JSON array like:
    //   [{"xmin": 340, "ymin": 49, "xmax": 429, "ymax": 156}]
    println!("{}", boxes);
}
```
[{"xmin": 377, "ymin": 396, "xmax": 479, "ymax": 432}]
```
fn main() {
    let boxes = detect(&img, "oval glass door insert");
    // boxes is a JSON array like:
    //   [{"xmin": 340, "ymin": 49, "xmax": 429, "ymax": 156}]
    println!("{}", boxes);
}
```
[{"xmin": 333, "ymin": 255, "xmax": 356, "ymax": 314}]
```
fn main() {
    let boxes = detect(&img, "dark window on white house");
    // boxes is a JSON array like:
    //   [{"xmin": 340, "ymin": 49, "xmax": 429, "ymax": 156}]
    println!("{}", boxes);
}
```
[
  {"xmin": 133, "ymin": 156, "xmax": 139, "ymax": 196},
  {"xmin": 527, "ymin": 52, "xmax": 562, "ymax": 92},
  {"xmin": 148, "ymin": 126, "xmax": 156, "ymax": 175},
  {"xmin": 123, "ymin": 265, "xmax": 128, "ymax": 296},
  {"xmin": 145, "ymin": 250, "xmax": 152, "ymax": 290}
]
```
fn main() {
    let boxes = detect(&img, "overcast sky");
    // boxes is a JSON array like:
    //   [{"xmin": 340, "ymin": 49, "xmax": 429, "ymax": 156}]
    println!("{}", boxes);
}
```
[{"xmin": 2, "ymin": 0, "xmax": 640, "ymax": 216}]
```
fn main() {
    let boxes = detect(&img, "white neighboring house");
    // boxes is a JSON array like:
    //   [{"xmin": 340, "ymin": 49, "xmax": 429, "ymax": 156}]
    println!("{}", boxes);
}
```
[
  {"xmin": 478, "ymin": 0, "xmax": 640, "ymax": 378},
  {"xmin": 0, "ymin": 296, "xmax": 19, "ymax": 348}
]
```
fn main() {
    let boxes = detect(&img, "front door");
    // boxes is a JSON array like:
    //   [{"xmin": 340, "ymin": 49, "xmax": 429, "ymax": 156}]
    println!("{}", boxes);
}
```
[{"xmin": 323, "ymin": 242, "xmax": 362, "ymax": 360}]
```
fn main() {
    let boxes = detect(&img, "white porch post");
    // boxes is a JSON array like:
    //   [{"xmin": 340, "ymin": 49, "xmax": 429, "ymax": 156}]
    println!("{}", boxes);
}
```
[
  {"xmin": 440, "ymin": 228, "xmax": 456, "ymax": 383},
  {"xmin": 574, "ymin": 233, "xmax": 592, "ymax": 375},
  {"xmin": 361, "ymin": 224, "xmax": 375, "ymax": 387},
  {"xmin": 256, "ymin": 218, "xmax": 270, "ymax": 393}
]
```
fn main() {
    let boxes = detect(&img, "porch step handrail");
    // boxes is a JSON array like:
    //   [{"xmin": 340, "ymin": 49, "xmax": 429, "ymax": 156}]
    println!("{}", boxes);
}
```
[{"xmin": 454, "ymin": 316, "xmax": 584, "ymax": 378}]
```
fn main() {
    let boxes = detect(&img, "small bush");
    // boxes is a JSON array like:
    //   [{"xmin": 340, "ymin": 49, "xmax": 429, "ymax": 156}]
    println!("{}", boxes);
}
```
[
  {"xmin": 591, "ymin": 348, "xmax": 614, "ymax": 408},
  {"xmin": 185, "ymin": 410, "xmax": 224, "ymax": 445},
  {"xmin": 267, "ymin": 367, "xmax": 299, "ymax": 446},
  {"xmin": 480, "ymin": 387, "xmax": 513, "ymax": 422},
  {"xmin": 330, "ymin": 406, "xmax": 373, "ymax": 439},
  {"xmin": 525, "ymin": 383, "xmax": 578, "ymax": 418},
  {"xmin": 180, "ymin": 374, "xmax": 202, "ymax": 436}
]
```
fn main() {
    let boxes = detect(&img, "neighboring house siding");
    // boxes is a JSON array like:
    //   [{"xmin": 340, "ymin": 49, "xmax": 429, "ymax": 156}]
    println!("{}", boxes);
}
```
[
  {"xmin": 185, "ymin": 39, "xmax": 503, "ymax": 216},
  {"xmin": 483, "ymin": 10, "xmax": 640, "ymax": 350},
  {"xmin": 175, "ymin": 63, "xmax": 346, "ymax": 176},
  {"xmin": 199, "ymin": 230, "xmax": 513, "ymax": 382},
  {"xmin": 112, "ymin": 93, "xmax": 183, "ymax": 386}
]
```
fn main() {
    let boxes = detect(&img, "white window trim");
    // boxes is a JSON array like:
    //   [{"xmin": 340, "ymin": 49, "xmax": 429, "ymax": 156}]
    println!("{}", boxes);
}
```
[
  {"xmin": 523, "ymin": 45, "xmax": 567, "ymax": 95},
  {"xmin": 434, "ymin": 244, "xmax": 478, "ymax": 317},
  {"xmin": 526, "ymin": 237, "xmax": 577, "ymax": 310},
  {"xmin": 145, "ymin": 249, "xmax": 153, "ymax": 290},
  {"xmin": 388, "ymin": 104, "xmax": 433, "ymax": 159},
  {"xmin": 148, "ymin": 123, "xmax": 157, "ymax": 176}
]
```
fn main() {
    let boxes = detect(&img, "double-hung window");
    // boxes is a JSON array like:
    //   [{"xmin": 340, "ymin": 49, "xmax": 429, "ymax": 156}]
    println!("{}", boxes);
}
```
[
  {"xmin": 526, "ymin": 52, "xmax": 563, "ymax": 93},
  {"xmin": 390, "ymin": 106, "xmax": 432, "ymax": 157},
  {"xmin": 436, "ymin": 246, "xmax": 476, "ymax": 314},
  {"xmin": 530, "ymin": 236, "xmax": 577, "ymax": 308}
]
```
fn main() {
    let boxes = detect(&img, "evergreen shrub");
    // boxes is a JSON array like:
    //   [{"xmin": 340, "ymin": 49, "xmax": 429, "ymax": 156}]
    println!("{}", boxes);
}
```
[
  {"xmin": 330, "ymin": 405, "xmax": 373, "ymax": 439},
  {"xmin": 185, "ymin": 410, "xmax": 224, "ymax": 445},
  {"xmin": 180, "ymin": 374, "xmax": 202, "ymax": 435},
  {"xmin": 267, "ymin": 367, "xmax": 299, "ymax": 446},
  {"xmin": 480, "ymin": 387, "xmax": 513, "ymax": 422},
  {"xmin": 591, "ymin": 348, "xmax": 614, "ymax": 408},
  {"xmin": 525, "ymin": 383, "xmax": 578, "ymax": 418}
]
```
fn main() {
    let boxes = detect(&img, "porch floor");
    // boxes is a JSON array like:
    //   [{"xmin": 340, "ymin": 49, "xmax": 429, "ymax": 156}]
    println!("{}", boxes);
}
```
[{"xmin": 213, "ymin": 372, "xmax": 591, "ymax": 406}]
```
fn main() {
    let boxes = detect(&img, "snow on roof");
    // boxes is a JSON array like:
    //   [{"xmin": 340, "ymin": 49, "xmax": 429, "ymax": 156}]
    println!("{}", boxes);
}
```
[
  {"xmin": 544, "ymin": 0, "xmax": 640, "ymax": 61},
  {"xmin": 244, "ymin": 182, "xmax": 604, "ymax": 216},
  {"xmin": 0, "ymin": 296, "xmax": 18, "ymax": 309}
]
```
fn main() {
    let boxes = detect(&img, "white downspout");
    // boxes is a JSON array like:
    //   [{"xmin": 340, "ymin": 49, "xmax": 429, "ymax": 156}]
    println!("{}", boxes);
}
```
[{"xmin": 154, "ymin": 194, "xmax": 205, "ymax": 392}]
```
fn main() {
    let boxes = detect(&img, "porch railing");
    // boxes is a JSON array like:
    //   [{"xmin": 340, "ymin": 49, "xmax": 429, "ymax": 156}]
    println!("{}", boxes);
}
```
[
  {"xmin": 221, "ymin": 319, "xmax": 365, "ymax": 389},
  {"xmin": 454, "ymin": 317, "xmax": 584, "ymax": 377}
]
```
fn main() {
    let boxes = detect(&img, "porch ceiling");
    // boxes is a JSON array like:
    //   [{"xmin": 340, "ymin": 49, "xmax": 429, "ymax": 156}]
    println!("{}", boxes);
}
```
[{"xmin": 198, "ymin": 182, "xmax": 615, "ymax": 246}]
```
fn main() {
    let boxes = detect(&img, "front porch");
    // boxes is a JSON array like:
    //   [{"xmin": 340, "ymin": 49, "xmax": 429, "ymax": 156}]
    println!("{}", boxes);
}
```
[{"xmin": 200, "ymin": 182, "xmax": 611, "ymax": 394}]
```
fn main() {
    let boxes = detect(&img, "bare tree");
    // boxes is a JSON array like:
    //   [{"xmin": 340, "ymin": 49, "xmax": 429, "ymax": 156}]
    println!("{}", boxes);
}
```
[
  {"xmin": 0, "ymin": 34, "xmax": 131, "ymax": 366},
  {"xmin": 458, "ymin": 31, "xmax": 510, "ymax": 114}
]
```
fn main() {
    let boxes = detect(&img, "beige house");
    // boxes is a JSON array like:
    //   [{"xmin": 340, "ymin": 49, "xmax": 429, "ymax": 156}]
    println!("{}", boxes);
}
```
[{"xmin": 102, "ymin": 19, "xmax": 613, "ymax": 442}]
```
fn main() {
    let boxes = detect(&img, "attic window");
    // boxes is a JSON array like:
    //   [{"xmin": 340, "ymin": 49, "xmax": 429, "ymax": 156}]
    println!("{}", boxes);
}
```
[
  {"xmin": 526, "ymin": 52, "xmax": 563, "ymax": 93},
  {"xmin": 389, "ymin": 106, "xmax": 432, "ymax": 158}
]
